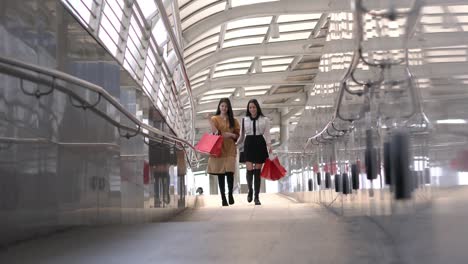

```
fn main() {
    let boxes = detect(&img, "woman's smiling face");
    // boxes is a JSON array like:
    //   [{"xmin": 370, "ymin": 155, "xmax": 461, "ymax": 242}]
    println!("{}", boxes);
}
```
[
  {"xmin": 249, "ymin": 102, "xmax": 257, "ymax": 117},
  {"xmin": 219, "ymin": 102, "xmax": 228, "ymax": 115}
]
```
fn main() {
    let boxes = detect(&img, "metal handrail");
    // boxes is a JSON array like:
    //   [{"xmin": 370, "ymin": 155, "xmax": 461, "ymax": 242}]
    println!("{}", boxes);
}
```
[
  {"xmin": 0, "ymin": 136, "xmax": 120, "ymax": 148},
  {"xmin": 0, "ymin": 56, "xmax": 196, "ymax": 152}
]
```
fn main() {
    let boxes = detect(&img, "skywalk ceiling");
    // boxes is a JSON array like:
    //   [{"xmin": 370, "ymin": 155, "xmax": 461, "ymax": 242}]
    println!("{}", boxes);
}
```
[
  {"xmin": 63, "ymin": 0, "xmax": 468, "ymax": 159},
  {"xmin": 63, "ymin": 0, "xmax": 329, "ymax": 147},
  {"xmin": 178, "ymin": 0, "xmax": 329, "ymax": 144}
]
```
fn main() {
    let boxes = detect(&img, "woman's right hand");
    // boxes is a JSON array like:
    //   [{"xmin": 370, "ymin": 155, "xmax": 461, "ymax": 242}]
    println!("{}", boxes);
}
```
[{"xmin": 209, "ymin": 117, "xmax": 217, "ymax": 134}]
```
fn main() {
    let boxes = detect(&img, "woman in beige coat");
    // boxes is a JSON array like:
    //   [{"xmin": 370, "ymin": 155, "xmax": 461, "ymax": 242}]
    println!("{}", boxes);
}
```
[{"xmin": 207, "ymin": 98, "xmax": 240, "ymax": 206}]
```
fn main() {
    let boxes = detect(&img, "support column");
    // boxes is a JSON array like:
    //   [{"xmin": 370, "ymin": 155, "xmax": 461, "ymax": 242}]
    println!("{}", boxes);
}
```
[
  {"xmin": 209, "ymin": 176, "xmax": 218, "ymax": 195},
  {"xmin": 235, "ymin": 151, "xmax": 241, "ymax": 194},
  {"xmin": 279, "ymin": 108, "xmax": 290, "ymax": 193},
  {"xmin": 280, "ymin": 108, "xmax": 290, "ymax": 147}
]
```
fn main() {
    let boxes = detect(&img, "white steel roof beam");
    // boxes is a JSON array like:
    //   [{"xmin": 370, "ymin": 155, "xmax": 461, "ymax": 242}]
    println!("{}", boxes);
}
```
[
  {"xmin": 245, "ymin": 16, "xmax": 278, "ymax": 80},
  {"xmin": 171, "ymin": 0, "xmax": 184, "ymax": 49},
  {"xmin": 312, "ymin": 12, "xmax": 329, "ymax": 39},
  {"xmin": 323, "ymin": 31, "xmax": 468, "ymax": 54},
  {"xmin": 268, "ymin": 14, "xmax": 328, "ymax": 95},
  {"xmin": 197, "ymin": 98, "xmax": 306, "ymax": 112},
  {"xmin": 183, "ymin": 0, "xmax": 331, "ymax": 44},
  {"xmin": 181, "ymin": 0, "xmax": 226, "ymax": 25},
  {"xmin": 282, "ymin": 107, "xmax": 303, "ymax": 121},
  {"xmin": 186, "ymin": 18, "xmax": 321, "ymax": 51},
  {"xmin": 315, "ymin": 61, "xmax": 468, "ymax": 84},
  {"xmin": 131, "ymin": 1, "xmax": 153, "ymax": 84},
  {"xmin": 193, "ymin": 69, "xmax": 317, "ymax": 97},
  {"xmin": 188, "ymin": 39, "xmax": 324, "ymax": 77},
  {"xmin": 89, "ymin": 0, "xmax": 105, "ymax": 33},
  {"xmin": 207, "ymin": 0, "xmax": 230, "ymax": 85},
  {"xmin": 147, "ymin": 0, "xmax": 171, "ymax": 26},
  {"xmin": 183, "ymin": 0, "xmax": 468, "ymax": 44},
  {"xmin": 147, "ymin": 11, "xmax": 159, "ymax": 26},
  {"xmin": 116, "ymin": 0, "xmax": 134, "ymax": 64}
]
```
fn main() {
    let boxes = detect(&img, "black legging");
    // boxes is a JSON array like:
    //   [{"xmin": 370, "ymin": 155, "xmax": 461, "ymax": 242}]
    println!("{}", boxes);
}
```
[
  {"xmin": 218, "ymin": 172, "xmax": 234, "ymax": 196},
  {"xmin": 246, "ymin": 169, "xmax": 261, "ymax": 197}
]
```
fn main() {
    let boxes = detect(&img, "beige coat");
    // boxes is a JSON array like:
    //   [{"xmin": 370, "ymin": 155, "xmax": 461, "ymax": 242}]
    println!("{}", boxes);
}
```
[{"xmin": 207, "ymin": 115, "xmax": 240, "ymax": 174}]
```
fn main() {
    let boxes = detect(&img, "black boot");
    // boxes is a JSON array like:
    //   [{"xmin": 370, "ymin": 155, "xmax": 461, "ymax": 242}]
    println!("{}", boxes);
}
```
[
  {"xmin": 246, "ymin": 170, "xmax": 254, "ymax": 203},
  {"xmin": 218, "ymin": 175, "xmax": 228, "ymax": 206},
  {"xmin": 226, "ymin": 172, "xmax": 235, "ymax": 205},
  {"xmin": 254, "ymin": 169, "xmax": 261, "ymax": 205}
]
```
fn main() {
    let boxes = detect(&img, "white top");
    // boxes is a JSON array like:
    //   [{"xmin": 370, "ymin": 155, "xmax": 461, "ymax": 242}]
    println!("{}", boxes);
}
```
[{"xmin": 237, "ymin": 115, "xmax": 271, "ymax": 146}]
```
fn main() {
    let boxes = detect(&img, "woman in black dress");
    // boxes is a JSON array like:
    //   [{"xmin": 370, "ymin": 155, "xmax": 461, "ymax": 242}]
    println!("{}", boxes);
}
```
[{"xmin": 237, "ymin": 99, "xmax": 272, "ymax": 205}]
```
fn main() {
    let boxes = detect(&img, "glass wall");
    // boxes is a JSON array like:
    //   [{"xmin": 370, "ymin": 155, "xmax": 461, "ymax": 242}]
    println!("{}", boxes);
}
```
[{"xmin": 0, "ymin": 0, "xmax": 188, "ymax": 246}]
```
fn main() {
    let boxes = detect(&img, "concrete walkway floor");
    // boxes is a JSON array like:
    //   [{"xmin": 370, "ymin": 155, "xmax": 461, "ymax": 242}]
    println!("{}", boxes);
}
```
[{"xmin": 0, "ymin": 194, "xmax": 397, "ymax": 264}]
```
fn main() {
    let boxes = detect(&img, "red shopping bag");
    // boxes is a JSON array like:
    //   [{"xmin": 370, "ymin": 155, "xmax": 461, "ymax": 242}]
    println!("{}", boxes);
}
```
[
  {"xmin": 271, "ymin": 157, "xmax": 287, "ymax": 177},
  {"xmin": 261, "ymin": 158, "xmax": 286, "ymax": 181},
  {"xmin": 260, "ymin": 159, "xmax": 273, "ymax": 180},
  {"xmin": 195, "ymin": 133, "xmax": 223, "ymax": 157}
]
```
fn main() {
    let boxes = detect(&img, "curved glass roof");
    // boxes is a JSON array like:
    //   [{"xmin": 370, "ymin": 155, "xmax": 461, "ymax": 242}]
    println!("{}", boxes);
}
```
[{"xmin": 62, "ymin": 0, "xmax": 468, "ymax": 158}]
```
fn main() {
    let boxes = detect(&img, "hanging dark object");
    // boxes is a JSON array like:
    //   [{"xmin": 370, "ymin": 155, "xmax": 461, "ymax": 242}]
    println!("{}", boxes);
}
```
[
  {"xmin": 424, "ymin": 167, "xmax": 431, "ymax": 184},
  {"xmin": 342, "ymin": 173, "xmax": 351, "ymax": 194},
  {"xmin": 365, "ymin": 130, "xmax": 378, "ymax": 180},
  {"xmin": 351, "ymin": 163, "xmax": 360, "ymax": 190},
  {"xmin": 316, "ymin": 172, "xmax": 322, "ymax": 186},
  {"xmin": 334, "ymin": 174, "xmax": 342, "ymax": 192},
  {"xmin": 391, "ymin": 131, "xmax": 412, "ymax": 200},
  {"xmin": 383, "ymin": 141, "xmax": 392, "ymax": 185},
  {"xmin": 325, "ymin": 172, "xmax": 331, "ymax": 189}
]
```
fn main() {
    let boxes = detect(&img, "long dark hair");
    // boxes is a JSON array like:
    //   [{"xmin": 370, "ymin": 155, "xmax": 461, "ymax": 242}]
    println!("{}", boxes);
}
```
[
  {"xmin": 215, "ymin": 98, "xmax": 235, "ymax": 128},
  {"xmin": 245, "ymin": 99, "xmax": 264, "ymax": 118}
]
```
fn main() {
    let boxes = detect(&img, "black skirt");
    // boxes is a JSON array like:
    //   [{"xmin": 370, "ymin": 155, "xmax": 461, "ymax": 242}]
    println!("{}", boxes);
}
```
[
  {"xmin": 244, "ymin": 135, "xmax": 268, "ymax": 164},
  {"xmin": 239, "ymin": 151, "xmax": 246, "ymax": 163}
]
